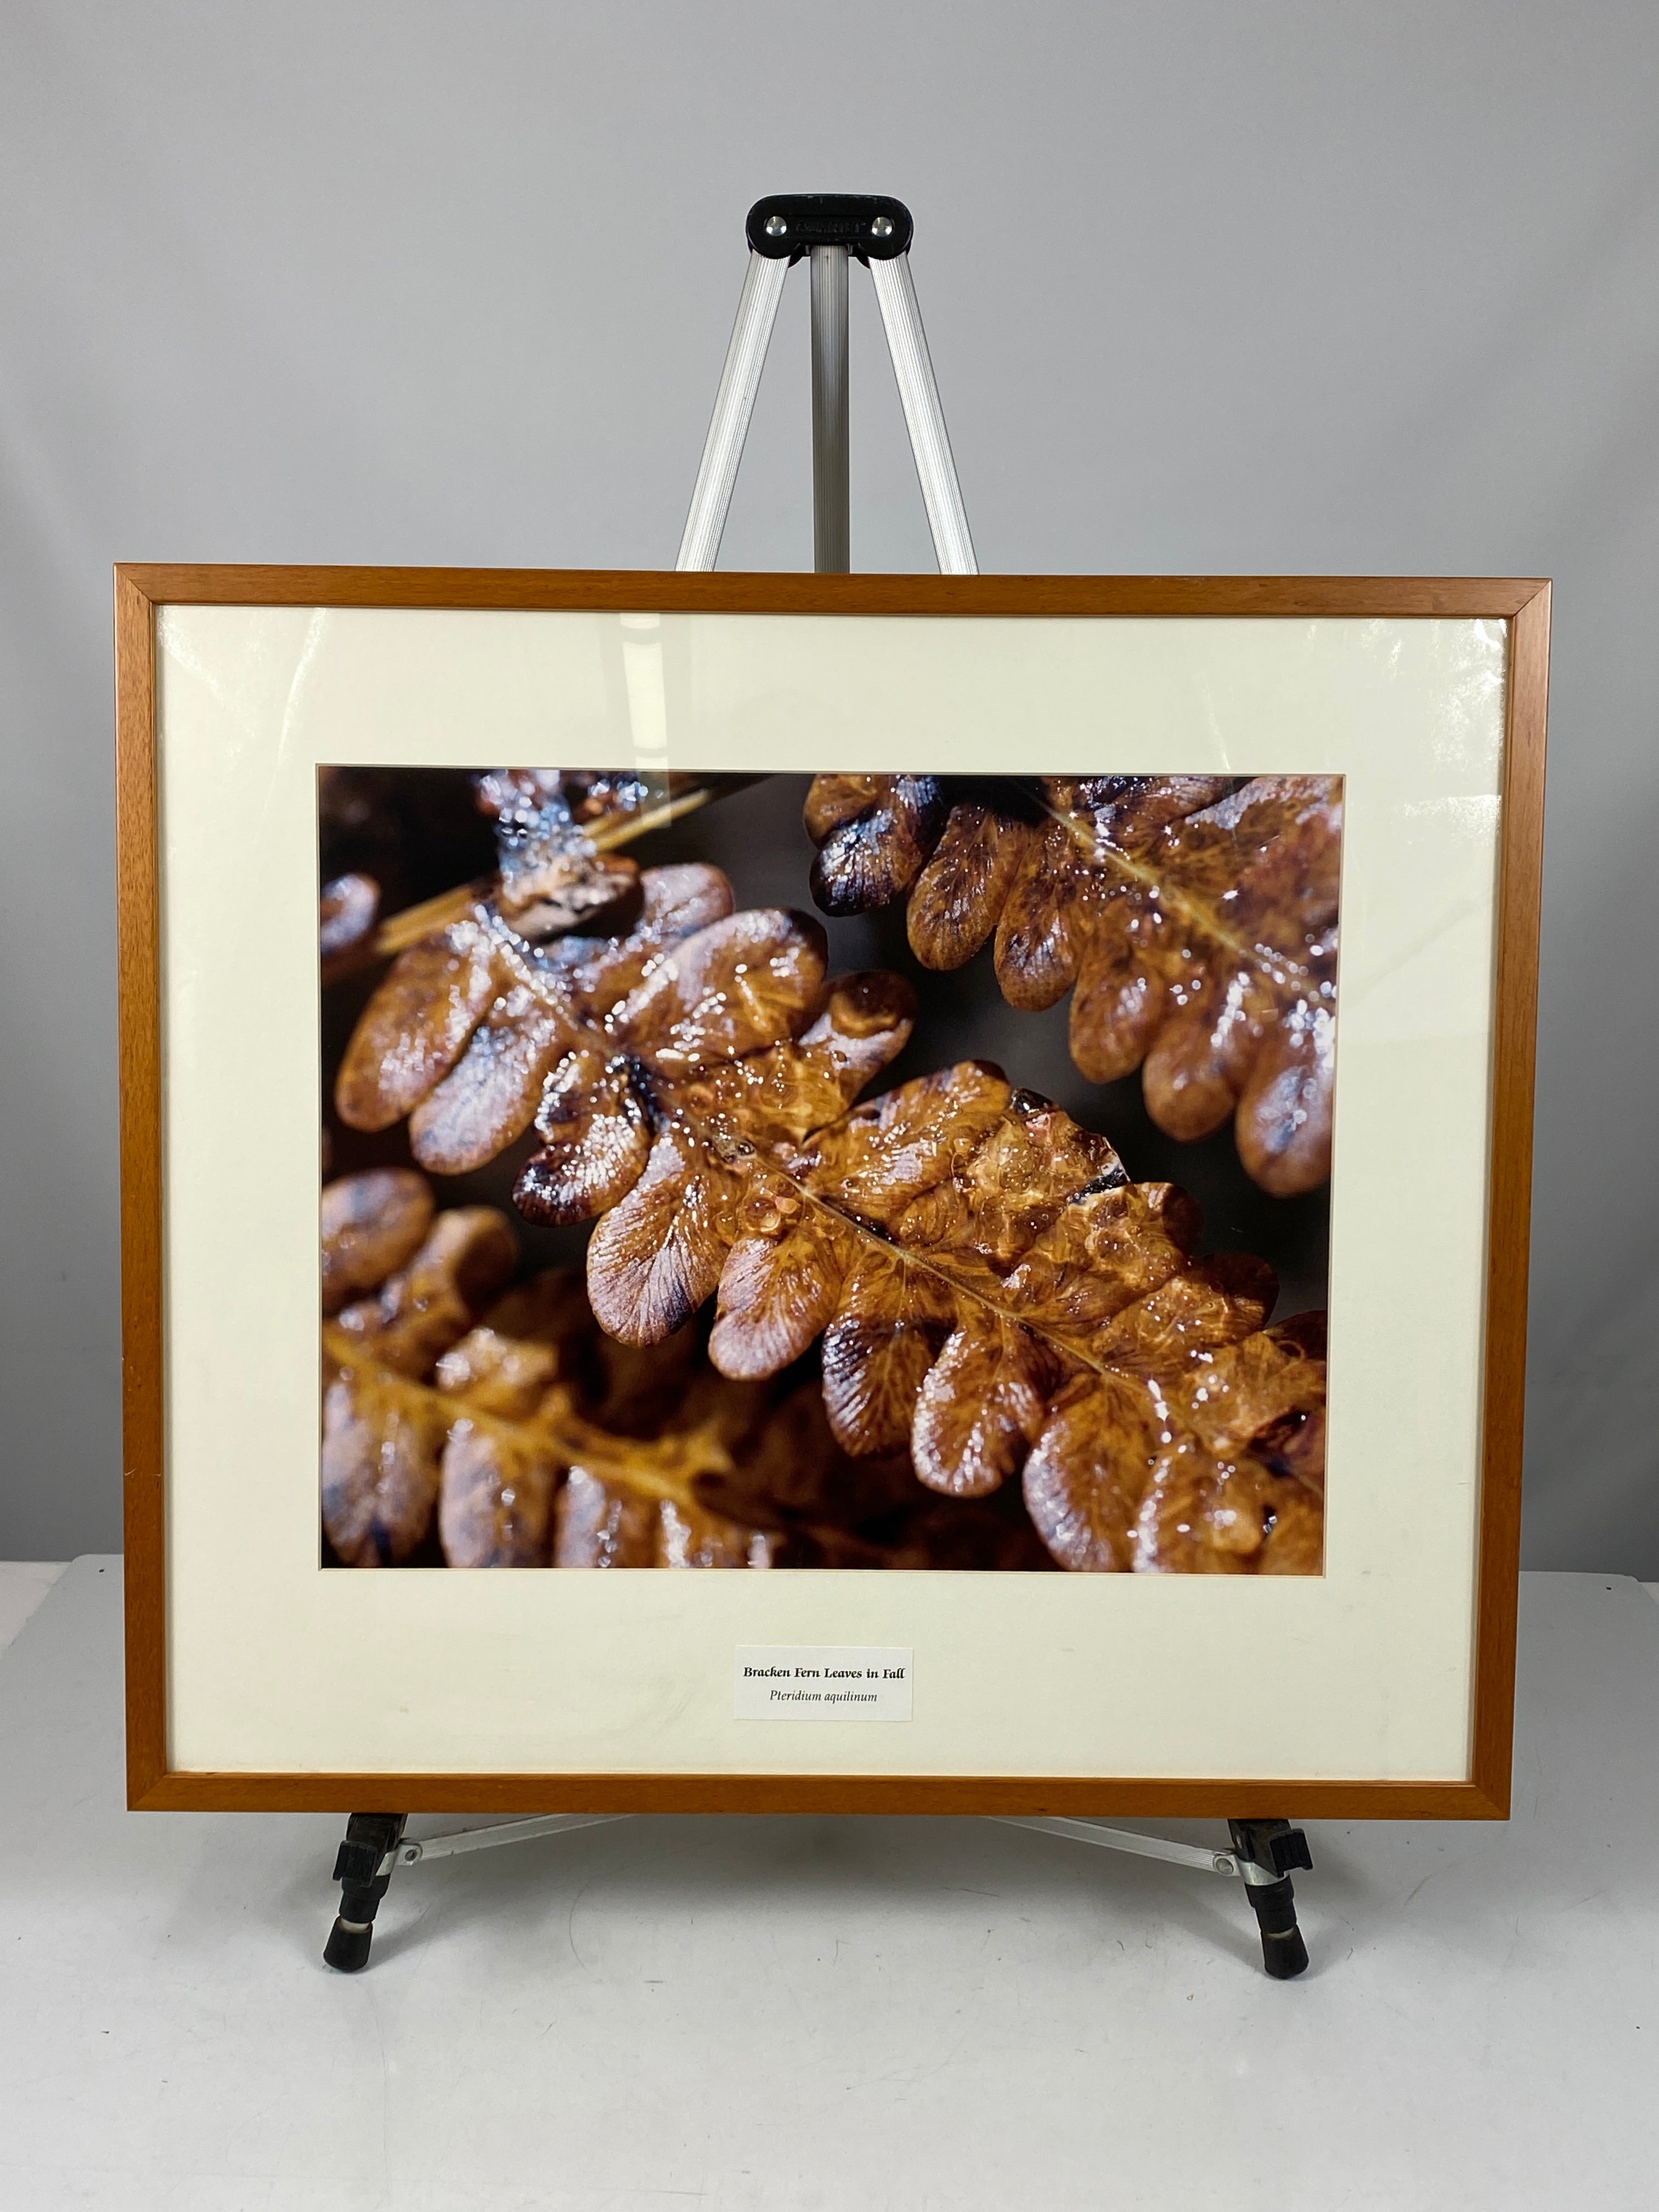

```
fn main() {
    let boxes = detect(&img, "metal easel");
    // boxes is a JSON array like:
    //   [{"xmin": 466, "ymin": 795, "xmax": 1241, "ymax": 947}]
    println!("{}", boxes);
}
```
[{"xmin": 324, "ymin": 194, "xmax": 1313, "ymax": 1981}]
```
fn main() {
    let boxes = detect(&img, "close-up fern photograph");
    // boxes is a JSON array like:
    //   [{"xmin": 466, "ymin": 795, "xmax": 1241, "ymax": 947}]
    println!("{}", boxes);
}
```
[{"xmin": 319, "ymin": 765, "xmax": 1340, "ymax": 1577}]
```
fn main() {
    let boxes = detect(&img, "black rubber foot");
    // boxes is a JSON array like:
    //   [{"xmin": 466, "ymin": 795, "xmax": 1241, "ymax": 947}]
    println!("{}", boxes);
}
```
[
  {"xmin": 1257, "ymin": 1916, "xmax": 1310, "ymax": 1980},
  {"xmin": 1240, "ymin": 1874, "xmax": 1310, "ymax": 1978},
  {"xmin": 324, "ymin": 1916, "xmax": 374, "ymax": 1973}
]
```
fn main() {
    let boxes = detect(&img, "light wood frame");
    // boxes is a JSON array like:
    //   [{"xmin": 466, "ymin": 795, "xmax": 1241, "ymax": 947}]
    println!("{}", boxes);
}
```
[{"xmin": 116, "ymin": 567, "xmax": 1550, "ymax": 1818}]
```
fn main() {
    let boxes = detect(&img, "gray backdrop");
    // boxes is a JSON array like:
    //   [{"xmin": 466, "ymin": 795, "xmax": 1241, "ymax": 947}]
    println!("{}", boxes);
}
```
[{"xmin": 3, "ymin": 2, "xmax": 1655, "ymax": 1568}]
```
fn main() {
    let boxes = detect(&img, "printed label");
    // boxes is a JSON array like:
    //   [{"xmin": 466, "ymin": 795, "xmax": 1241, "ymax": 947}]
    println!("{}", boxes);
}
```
[{"xmin": 734, "ymin": 1645, "xmax": 913, "ymax": 1721}]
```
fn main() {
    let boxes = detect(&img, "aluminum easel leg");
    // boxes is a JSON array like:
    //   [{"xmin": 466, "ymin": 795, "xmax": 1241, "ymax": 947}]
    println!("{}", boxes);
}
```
[
  {"xmin": 870, "ymin": 252, "xmax": 977, "ymax": 575},
  {"xmin": 991, "ymin": 1815, "xmax": 1313, "ymax": 1979},
  {"xmin": 810, "ymin": 243, "xmax": 850, "ymax": 572},
  {"xmin": 676, "ymin": 249, "xmax": 789, "ymax": 572},
  {"xmin": 323, "ymin": 1812, "xmax": 630, "ymax": 1972}
]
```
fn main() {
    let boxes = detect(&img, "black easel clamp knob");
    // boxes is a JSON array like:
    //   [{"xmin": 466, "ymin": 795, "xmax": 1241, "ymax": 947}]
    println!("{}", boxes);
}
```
[{"xmin": 746, "ymin": 194, "xmax": 913, "ymax": 263}]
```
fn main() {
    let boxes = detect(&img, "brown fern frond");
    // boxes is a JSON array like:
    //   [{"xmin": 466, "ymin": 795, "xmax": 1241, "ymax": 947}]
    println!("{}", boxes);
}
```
[
  {"xmin": 806, "ymin": 773, "xmax": 1342, "ymax": 1196},
  {"xmin": 319, "ymin": 1173, "xmax": 1051, "ymax": 1571},
  {"xmin": 554, "ymin": 1046, "xmax": 1324, "ymax": 1573}
]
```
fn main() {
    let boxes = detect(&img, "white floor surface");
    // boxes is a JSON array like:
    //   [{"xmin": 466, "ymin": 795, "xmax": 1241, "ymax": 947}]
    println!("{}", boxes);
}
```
[{"xmin": 2, "ymin": 1558, "xmax": 1656, "ymax": 2211}]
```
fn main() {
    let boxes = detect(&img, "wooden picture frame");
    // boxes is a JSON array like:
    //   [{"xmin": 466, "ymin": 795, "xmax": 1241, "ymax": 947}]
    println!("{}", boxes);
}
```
[{"xmin": 116, "ymin": 567, "xmax": 1549, "ymax": 1818}]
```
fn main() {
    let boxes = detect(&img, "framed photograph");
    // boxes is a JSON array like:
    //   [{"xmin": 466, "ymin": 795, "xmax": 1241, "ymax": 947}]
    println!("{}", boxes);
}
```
[{"xmin": 116, "ymin": 568, "xmax": 1547, "ymax": 1816}]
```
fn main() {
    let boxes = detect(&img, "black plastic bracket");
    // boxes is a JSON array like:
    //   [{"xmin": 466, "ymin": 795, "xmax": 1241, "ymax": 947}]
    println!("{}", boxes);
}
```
[
  {"xmin": 1228, "ymin": 1819, "xmax": 1313, "ymax": 1979},
  {"xmin": 323, "ymin": 1812, "xmax": 407, "ymax": 1972},
  {"xmin": 746, "ymin": 193, "xmax": 913, "ymax": 263}
]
